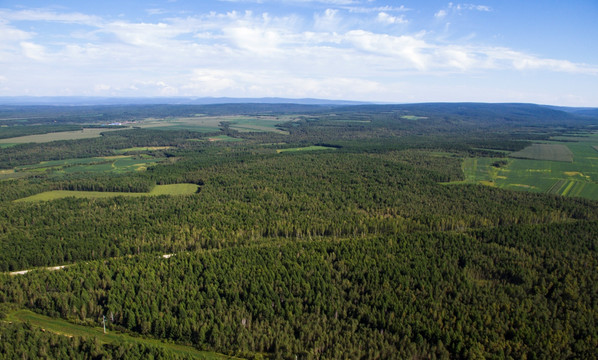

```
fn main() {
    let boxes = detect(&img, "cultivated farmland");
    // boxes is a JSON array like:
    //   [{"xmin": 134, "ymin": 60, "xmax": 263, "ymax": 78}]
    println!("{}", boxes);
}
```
[
  {"xmin": 458, "ymin": 132, "xmax": 598, "ymax": 200},
  {"xmin": 510, "ymin": 143, "xmax": 574, "ymax": 162},
  {"xmin": 0, "ymin": 127, "xmax": 129, "ymax": 144}
]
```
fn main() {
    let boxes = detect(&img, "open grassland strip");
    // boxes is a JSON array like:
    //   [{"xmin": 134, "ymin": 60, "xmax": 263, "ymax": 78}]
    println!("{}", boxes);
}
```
[
  {"xmin": 14, "ymin": 155, "xmax": 164, "ymax": 176},
  {"xmin": 15, "ymin": 184, "xmax": 199, "ymax": 202},
  {"xmin": 206, "ymin": 135, "xmax": 243, "ymax": 142},
  {"xmin": 0, "ymin": 127, "xmax": 130, "ymax": 144},
  {"xmin": 5, "ymin": 310, "xmax": 236, "ymax": 360},
  {"xmin": 560, "ymin": 180, "xmax": 576, "ymax": 196},
  {"xmin": 149, "ymin": 183, "xmax": 200, "ymax": 195},
  {"xmin": 510, "ymin": 143, "xmax": 573, "ymax": 162},
  {"xmin": 114, "ymin": 146, "xmax": 172, "ymax": 153},
  {"xmin": 461, "ymin": 158, "xmax": 478, "ymax": 183},
  {"xmin": 276, "ymin": 145, "xmax": 337, "ymax": 153}
]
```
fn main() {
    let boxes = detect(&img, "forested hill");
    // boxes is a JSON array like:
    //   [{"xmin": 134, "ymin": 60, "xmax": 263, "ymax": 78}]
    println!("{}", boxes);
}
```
[
  {"xmin": 0, "ymin": 102, "xmax": 596, "ymax": 127},
  {"xmin": 330, "ymin": 103, "xmax": 598, "ymax": 128}
]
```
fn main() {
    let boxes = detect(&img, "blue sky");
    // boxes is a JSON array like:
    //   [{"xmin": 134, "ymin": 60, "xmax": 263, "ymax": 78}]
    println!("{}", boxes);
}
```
[{"xmin": 0, "ymin": 1, "xmax": 597, "ymax": 106}]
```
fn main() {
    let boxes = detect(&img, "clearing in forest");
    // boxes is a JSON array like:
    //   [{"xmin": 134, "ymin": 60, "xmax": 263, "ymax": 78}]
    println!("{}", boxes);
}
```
[
  {"xmin": 0, "ymin": 127, "xmax": 129, "ymax": 144},
  {"xmin": 509, "ymin": 143, "xmax": 573, "ymax": 162},
  {"xmin": 15, "ymin": 184, "xmax": 199, "ymax": 202},
  {"xmin": 136, "ymin": 115, "xmax": 291, "ymax": 134},
  {"xmin": 5, "ymin": 309, "xmax": 234, "ymax": 360},
  {"xmin": 7, "ymin": 155, "xmax": 163, "ymax": 179},
  {"xmin": 277, "ymin": 145, "xmax": 337, "ymax": 153}
]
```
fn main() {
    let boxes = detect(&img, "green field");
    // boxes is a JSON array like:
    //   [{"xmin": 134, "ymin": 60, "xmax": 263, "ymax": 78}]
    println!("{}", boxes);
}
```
[
  {"xmin": 136, "ymin": 115, "xmax": 290, "ymax": 134},
  {"xmin": 5, "ymin": 309, "xmax": 235, "ymax": 360},
  {"xmin": 457, "ymin": 133, "xmax": 598, "ymax": 200},
  {"xmin": 5, "ymin": 155, "xmax": 163, "ymax": 179},
  {"xmin": 16, "ymin": 183, "xmax": 199, "ymax": 202},
  {"xmin": 401, "ymin": 115, "xmax": 428, "ymax": 120},
  {"xmin": 0, "ymin": 127, "xmax": 129, "ymax": 144},
  {"xmin": 277, "ymin": 145, "xmax": 337, "ymax": 153},
  {"xmin": 114, "ymin": 146, "xmax": 173, "ymax": 153},
  {"xmin": 510, "ymin": 143, "xmax": 574, "ymax": 162}
]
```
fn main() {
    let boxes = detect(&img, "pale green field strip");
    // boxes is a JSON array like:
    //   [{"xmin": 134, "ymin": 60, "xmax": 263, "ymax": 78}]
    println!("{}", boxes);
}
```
[
  {"xmin": 510, "ymin": 143, "xmax": 574, "ymax": 162},
  {"xmin": 0, "ymin": 127, "xmax": 130, "ymax": 144},
  {"xmin": 400, "ymin": 115, "xmax": 428, "ymax": 120},
  {"xmin": 114, "ymin": 146, "xmax": 173, "ymax": 153},
  {"xmin": 136, "ymin": 115, "xmax": 287, "ymax": 134},
  {"xmin": 9, "ymin": 155, "xmax": 163, "ymax": 178},
  {"xmin": 5, "ymin": 310, "xmax": 237, "ymax": 360},
  {"xmin": 206, "ymin": 135, "xmax": 243, "ymax": 142},
  {"xmin": 16, "ymin": 184, "xmax": 199, "ymax": 202},
  {"xmin": 277, "ymin": 145, "xmax": 337, "ymax": 153}
]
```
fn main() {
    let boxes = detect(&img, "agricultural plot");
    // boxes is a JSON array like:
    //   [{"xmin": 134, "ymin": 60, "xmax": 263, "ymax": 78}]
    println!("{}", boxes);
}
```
[
  {"xmin": 15, "ymin": 183, "xmax": 199, "ymax": 202},
  {"xmin": 510, "ymin": 143, "xmax": 573, "ymax": 162},
  {"xmin": 457, "ymin": 133, "xmax": 598, "ymax": 200},
  {"xmin": 0, "ymin": 127, "xmax": 129, "ymax": 144},
  {"xmin": 136, "ymin": 115, "xmax": 291, "ymax": 134},
  {"xmin": 12, "ymin": 155, "xmax": 163, "ymax": 177},
  {"xmin": 113, "ymin": 146, "xmax": 172, "ymax": 153},
  {"xmin": 6, "ymin": 310, "xmax": 233, "ymax": 360},
  {"xmin": 401, "ymin": 115, "xmax": 428, "ymax": 120}
]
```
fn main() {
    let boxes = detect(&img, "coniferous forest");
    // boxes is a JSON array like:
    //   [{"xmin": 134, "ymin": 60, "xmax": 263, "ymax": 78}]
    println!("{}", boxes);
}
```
[{"xmin": 1, "ymin": 103, "xmax": 597, "ymax": 359}]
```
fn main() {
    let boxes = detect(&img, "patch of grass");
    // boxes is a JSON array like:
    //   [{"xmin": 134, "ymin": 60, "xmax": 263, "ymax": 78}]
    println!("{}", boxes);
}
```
[
  {"xmin": 401, "ymin": 115, "xmax": 428, "ymax": 120},
  {"xmin": 15, "ymin": 184, "xmax": 199, "ymax": 202},
  {"xmin": 136, "ymin": 115, "xmax": 289, "ymax": 134},
  {"xmin": 114, "ymin": 146, "xmax": 172, "ymax": 154},
  {"xmin": 14, "ymin": 156, "xmax": 163, "ymax": 176},
  {"xmin": 207, "ymin": 135, "xmax": 243, "ymax": 142},
  {"xmin": 0, "ymin": 127, "xmax": 130, "ymax": 144},
  {"xmin": 5, "ymin": 309, "xmax": 235, "ymax": 360},
  {"xmin": 276, "ymin": 145, "xmax": 337, "ymax": 153},
  {"xmin": 510, "ymin": 143, "xmax": 573, "ymax": 162},
  {"xmin": 149, "ymin": 183, "xmax": 200, "ymax": 195}
]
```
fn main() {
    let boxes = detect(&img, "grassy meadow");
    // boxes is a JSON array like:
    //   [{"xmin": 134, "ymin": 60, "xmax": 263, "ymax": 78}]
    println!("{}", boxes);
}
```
[
  {"xmin": 276, "ymin": 145, "xmax": 337, "ymax": 153},
  {"xmin": 0, "ymin": 127, "xmax": 129, "ymax": 144},
  {"xmin": 8, "ymin": 155, "xmax": 163, "ymax": 178},
  {"xmin": 510, "ymin": 143, "xmax": 574, "ymax": 162},
  {"xmin": 457, "ymin": 132, "xmax": 598, "ymax": 200},
  {"xmin": 5, "ymin": 309, "xmax": 235, "ymax": 360},
  {"xmin": 16, "ymin": 183, "xmax": 199, "ymax": 202},
  {"xmin": 136, "ymin": 115, "xmax": 291, "ymax": 134}
]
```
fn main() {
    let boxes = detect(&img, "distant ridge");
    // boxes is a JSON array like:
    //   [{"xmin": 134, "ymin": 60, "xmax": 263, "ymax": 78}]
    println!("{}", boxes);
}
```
[{"xmin": 0, "ymin": 96, "xmax": 371, "ymax": 106}]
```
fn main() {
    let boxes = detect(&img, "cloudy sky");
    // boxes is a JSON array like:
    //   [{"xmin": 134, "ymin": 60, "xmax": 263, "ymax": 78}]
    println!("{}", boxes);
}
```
[{"xmin": 1, "ymin": 0, "xmax": 597, "ymax": 105}]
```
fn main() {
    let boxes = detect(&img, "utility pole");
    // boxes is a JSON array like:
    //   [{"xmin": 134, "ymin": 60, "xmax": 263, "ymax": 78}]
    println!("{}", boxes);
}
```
[{"xmin": 103, "ymin": 315, "xmax": 106, "ymax": 334}]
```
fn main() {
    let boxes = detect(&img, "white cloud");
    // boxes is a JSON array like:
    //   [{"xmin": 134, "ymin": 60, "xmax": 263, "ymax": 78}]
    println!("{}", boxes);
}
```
[
  {"xmin": 345, "ymin": 5, "xmax": 409, "ymax": 13},
  {"xmin": 20, "ymin": 41, "xmax": 47, "ymax": 61},
  {"xmin": 0, "ymin": 9, "xmax": 102, "ymax": 26},
  {"xmin": 0, "ymin": 6, "xmax": 595, "ymax": 104},
  {"xmin": 314, "ymin": 9, "xmax": 340, "ymax": 31},
  {"xmin": 0, "ymin": 21, "xmax": 33, "ymax": 44},
  {"xmin": 435, "ymin": 10, "xmax": 447, "ymax": 19},
  {"xmin": 376, "ymin": 12, "xmax": 407, "ymax": 25}
]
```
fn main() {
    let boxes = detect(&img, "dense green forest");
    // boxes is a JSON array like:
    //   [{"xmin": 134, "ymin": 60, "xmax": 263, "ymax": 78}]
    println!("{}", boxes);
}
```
[{"xmin": 1, "ymin": 103, "xmax": 597, "ymax": 359}]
